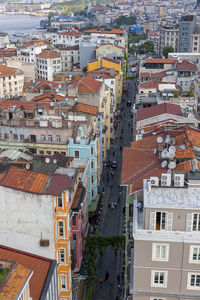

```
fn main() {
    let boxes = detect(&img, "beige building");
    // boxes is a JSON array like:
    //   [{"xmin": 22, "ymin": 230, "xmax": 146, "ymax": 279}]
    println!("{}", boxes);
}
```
[
  {"xmin": 0, "ymin": 64, "xmax": 24, "ymax": 100},
  {"xmin": 129, "ymin": 170, "xmax": 200, "ymax": 300},
  {"xmin": 159, "ymin": 26, "xmax": 179, "ymax": 55},
  {"xmin": 36, "ymin": 50, "xmax": 62, "ymax": 81}
]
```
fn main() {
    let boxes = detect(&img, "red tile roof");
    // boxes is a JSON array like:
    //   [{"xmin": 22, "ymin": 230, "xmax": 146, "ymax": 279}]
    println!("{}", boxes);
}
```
[
  {"xmin": 0, "ymin": 245, "xmax": 53, "ymax": 300},
  {"xmin": 144, "ymin": 58, "xmax": 177, "ymax": 64},
  {"xmin": 121, "ymin": 126, "xmax": 200, "ymax": 193},
  {"xmin": 45, "ymin": 174, "xmax": 73, "ymax": 195},
  {"xmin": 140, "ymin": 80, "xmax": 169, "ymax": 89},
  {"xmin": 84, "ymin": 28, "xmax": 124, "ymax": 34},
  {"xmin": 177, "ymin": 60, "xmax": 197, "ymax": 71},
  {"xmin": 71, "ymin": 186, "xmax": 84, "ymax": 210},
  {"xmin": 66, "ymin": 77, "xmax": 102, "ymax": 94},
  {"xmin": 0, "ymin": 100, "xmax": 36, "ymax": 110},
  {"xmin": 137, "ymin": 103, "xmax": 182, "ymax": 121},
  {"xmin": 1, "ymin": 166, "xmax": 49, "ymax": 194},
  {"xmin": 95, "ymin": 43, "xmax": 125, "ymax": 50},
  {"xmin": 59, "ymin": 31, "xmax": 82, "ymax": 36},
  {"xmin": 0, "ymin": 262, "xmax": 32, "ymax": 300},
  {"xmin": 0, "ymin": 65, "xmax": 23, "ymax": 77},
  {"xmin": 37, "ymin": 50, "xmax": 60, "ymax": 59},
  {"xmin": 74, "ymin": 103, "xmax": 98, "ymax": 115}
]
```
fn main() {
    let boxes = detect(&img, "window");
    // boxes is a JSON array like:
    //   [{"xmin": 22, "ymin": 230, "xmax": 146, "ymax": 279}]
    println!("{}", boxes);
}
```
[
  {"xmin": 59, "ymin": 248, "xmax": 65, "ymax": 263},
  {"xmin": 47, "ymin": 151, "xmax": 51, "ymax": 155},
  {"xmin": 72, "ymin": 215, "xmax": 76, "ymax": 226},
  {"xmin": 151, "ymin": 270, "xmax": 167, "ymax": 287},
  {"xmin": 41, "ymin": 135, "xmax": 45, "ymax": 142},
  {"xmin": 56, "ymin": 135, "xmax": 61, "ymax": 142},
  {"xmin": 74, "ymin": 151, "xmax": 79, "ymax": 158},
  {"xmin": 152, "ymin": 244, "xmax": 169, "ymax": 261},
  {"xmin": 150, "ymin": 298, "xmax": 165, "ymax": 300},
  {"xmin": 91, "ymin": 161, "xmax": 94, "ymax": 169},
  {"xmin": 190, "ymin": 246, "xmax": 200, "ymax": 263},
  {"xmin": 73, "ymin": 234, "xmax": 76, "ymax": 240},
  {"xmin": 39, "ymin": 150, "xmax": 44, "ymax": 154},
  {"xmin": 92, "ymin": 189, "xmax": 94, "ymax": 197},
  {"xmin": 58, "ymin": 221, "xmax": 64, "ymax": 237},
  {"xmin": 57, "ymin": 194, "xmax": 63, "ymax": 208},
  {"xmin": 91, "ymin": 146, "xmax": 94, "ymax": 155},
  {"xmin": 187, "ymin": 214, "xmax": 200, "ymax": 232},
  {"xmin": 48, "ymin": 135, "xmax": 52, "ymax": 142},
  {"xmin": 60, "ymin": 275, "xmax": 67, "ymax": 290},
  {"xmin": 188, "ymin": 273, "xmax": 200, "ymax": 289},
  {"xmin": 149, "ymin": 211, "xmax": 173, "ymax": 231},
  {"xmin": 20, "ymin": 134, "xmax": 24, "ymax": 141},
  {"xmin": 91, "ymin": 175, "xmax": 94, "ymax": 184}
]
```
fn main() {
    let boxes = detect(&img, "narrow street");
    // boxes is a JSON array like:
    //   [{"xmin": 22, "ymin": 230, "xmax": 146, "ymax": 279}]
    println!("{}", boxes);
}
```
[{"xmin": 92, "ymin": 78, "xmax": 137, "ymax": 300}]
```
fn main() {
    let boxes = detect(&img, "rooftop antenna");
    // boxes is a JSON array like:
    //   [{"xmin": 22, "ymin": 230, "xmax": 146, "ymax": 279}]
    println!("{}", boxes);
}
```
[
  {"xmin": 161, "ymin": 160, "xmax": 168, "ymax": 168},
  {"xmin": 157, "ymin": 136, "xmax": 163, "ymax": 144},
  {"xmin": 45, "ymin": 157, "xmax": 50, "ymax": 163}
]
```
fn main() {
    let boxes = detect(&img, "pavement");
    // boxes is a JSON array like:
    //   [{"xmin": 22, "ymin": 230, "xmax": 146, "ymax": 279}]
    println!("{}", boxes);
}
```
[{"xmin": 92, "ymin": 78, "xmax": 137, "ymax": 300}]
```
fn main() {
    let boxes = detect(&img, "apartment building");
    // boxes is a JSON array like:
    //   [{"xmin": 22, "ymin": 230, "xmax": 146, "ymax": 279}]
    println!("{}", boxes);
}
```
[
  {"xmin": 54, "ymin": 45, "xmax": 80, "ymax": 71},
  {"xmin": 0, "ymin": 245, "xmax": 58, "ymax": 300},
  {"xmin": 159, "ymin": 25, "xmax": 179, "ymax": 55},
  {"xmin": 191, "ymin": 33, "xmax": 200, "ymax": 52},
  {"xmin": 179, "ymin": 15, "xmax": 196, "ymax": 53},
  {"xmin": 128, "ymin": 169, "xmax": 200, "ymax": 300},
  {"xmin": 54, "ymin": 32, "xmax": 82, "ymax": 47},
  {"xmin": 140, "ymin": 58, "xmax": 177, "ymax": 74},
  {"xmin": 17, "ymin": 41, "xmax": 48, "ymax": 63},
  {"xmin": 0, "ymin": 65, "xmax": 24, "ymax": 100},
  {"xmin": 36, "ymin": 50, "xmax": 62, "ymax": 81},
  {"xmin": 0, "ymin": 166, "xmax": 79, "ymax": 300}
]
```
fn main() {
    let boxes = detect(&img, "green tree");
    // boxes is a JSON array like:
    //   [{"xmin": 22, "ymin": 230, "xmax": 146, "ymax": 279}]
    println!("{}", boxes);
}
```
[
  {"xmin": 162, "ymin": 45, "xmax": 174, "ymax": 58},
  {"xmin": 138, "ymin": 41, "xmax": 154, "ymax": 53},
  {"xmin": 115, "ymin": 15, "xmax": 136, "ymax": 26}
]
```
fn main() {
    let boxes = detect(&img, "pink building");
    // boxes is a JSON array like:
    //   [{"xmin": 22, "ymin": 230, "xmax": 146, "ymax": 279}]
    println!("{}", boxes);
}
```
[{"xmin": 71, "ymin": 184, "xmax": 88, "ymax": 271}]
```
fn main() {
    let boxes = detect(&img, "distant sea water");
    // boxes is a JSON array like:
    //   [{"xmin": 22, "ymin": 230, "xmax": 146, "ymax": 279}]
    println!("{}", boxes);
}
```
[{"xmin": 0, "ymin": 14, "xmax": 44, "ymax": 40}]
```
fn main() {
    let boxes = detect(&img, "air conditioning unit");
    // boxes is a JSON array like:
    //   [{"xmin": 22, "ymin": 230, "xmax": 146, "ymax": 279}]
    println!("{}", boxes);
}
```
[
  {"xmin": 174, "ymin": 174, "xmax": 184, "ymax": 187},
  {"xmin": 150, "ymin": 176, "xmax": 159, "ymax": 186},
  {"xmin": 161, "ymin": 173, "xmax": 171, "ymax": 187},
  {"xmin": 40, "ymin": 239, "xmax": 49, "ymax": 247}
]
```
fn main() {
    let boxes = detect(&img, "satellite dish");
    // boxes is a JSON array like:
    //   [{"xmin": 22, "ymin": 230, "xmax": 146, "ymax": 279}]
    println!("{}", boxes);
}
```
[
  {"xmin": 161, "ymin": 149, "xmax": 169, "ymax": 159},
  {"xmin": 171, "ymin": 138, "xmax": 176, "ymax": 145},
  {"xmin": 157, "ymin": 136, "xmax": 163, "ymax": 144},
  {"xmin": 53, "ymin": 159, "xmax": 57, "ymax": 164},
  {"xmin": 161, "ymin": 160, "xmax": 168, "ymax": 168},
  {"xmin": 167, "ymin": 152, "xmax": 175, "ymax": 159},
  {"xmin": 45, "ymin": 157, "xmax": 50, "ymax": 163},
  {"xmin": 141, "ymin": 129, "xmax": 144, "ymax": 135},
  {"xmin": 169, "ymin": 146, "xmax": 176, "ymax": 154},
  {"xmin": 168, "ymin": 161, "xmax": 176, "ymax": 169},
  {"xmin": 25, "ymin": 163, "xmax": 30, "ymax": 170},
  {"xmin": 165, "ymin": 136, "xmax": 171, "ymax": 144}
]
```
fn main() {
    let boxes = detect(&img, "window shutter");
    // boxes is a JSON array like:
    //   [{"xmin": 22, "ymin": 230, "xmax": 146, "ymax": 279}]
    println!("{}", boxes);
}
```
[
  {"xmin": 186, "ymin": 214, "xmax": 193, "ymax": 232},
  {"xmin": 149, "ymin": 211, "xmax": 156, "ymax": 230},
  {"xmin": 166, "ymin": 213, "xmax": 173, "ymax": 231}
]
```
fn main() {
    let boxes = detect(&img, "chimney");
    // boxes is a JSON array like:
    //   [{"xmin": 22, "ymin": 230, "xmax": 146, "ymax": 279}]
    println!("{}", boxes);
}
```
[
  {"xmin": 110, "ymin": 67, "xmax": 114, "ymax": 77},
  {"xmin": 98, "ymin": 56, "xmax": 101, "ymax": 68}
]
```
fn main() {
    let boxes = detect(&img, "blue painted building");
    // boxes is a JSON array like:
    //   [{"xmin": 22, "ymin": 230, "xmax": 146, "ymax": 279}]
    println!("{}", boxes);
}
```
[{"xmin": 68, "ymin": 136, "xmax": 98, "ymax": 206}]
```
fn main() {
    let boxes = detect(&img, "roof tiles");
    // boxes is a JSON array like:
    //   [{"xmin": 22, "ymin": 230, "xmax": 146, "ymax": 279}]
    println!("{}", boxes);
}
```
[{"xmin": 136, "ymin": 103, "xmax": 182, "ymax": 121}]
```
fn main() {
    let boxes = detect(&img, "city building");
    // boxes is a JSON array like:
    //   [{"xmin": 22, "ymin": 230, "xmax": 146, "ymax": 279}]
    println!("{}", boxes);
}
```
[
  {"xmin": 0, "ymin": 64, "xmax": 24, "ymax": 100},
  {"xmin": 179, "ymin": 15, "xmax": 196, "ymax": 53},
  {"xmin": 0, "ymin": 166, "xmax": 78, "ymax": 300},
  {"xmin": 17, "ymin": 41, "xmax": 48, "ymax": 63},
  {"xmin": 0, "ymin": 245, "xmax": 58, "ymax": 300},
  {"xmin": 121, "ymin": 126, "xmax": 200, "ymax": 298},
  {"xmin": 54, "ymin": 32, "xmax": 82, "ymax": 47},
  {"xmin": 36, "ymin": 50, "xmax": 62, "ymax": 81},
  {"xmin": 159, "ymin": 25, "xmax": 179, "ymax": 55},
  {"xmin": 54, "ymin": 45, "xmax": 80, "ymax": 71}
]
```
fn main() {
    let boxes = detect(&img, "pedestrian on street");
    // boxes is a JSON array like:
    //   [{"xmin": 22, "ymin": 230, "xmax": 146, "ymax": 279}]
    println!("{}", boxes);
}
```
[
  {"xmin": 99, "ymin": 278, "xmax": 104, "ymax": 284},
  {"xmin": 113, "ymin": 150, "xmax": 115, "ymax": 157},
  {"xmin": 118, "ymin": 284, "xmax": 122, "ymax": 291},
  {"xmin": 118, "ymin": 195, "xmax": 120, "ymax": 203},
  {"xmin": 115, "ymin": 248, "xmax": 117, "ymax": 256},
  {"xmin": 117, "ymin": 273, "xmax": 120, "ymax": 284},
  {"xmin": 105, "ymin": 271, "xmax": 109, "ymax": 281},
  {"xmin": 114, "ymin": 202, "xmax": 117, "ymax": 208},
  {"xmin": 108, "ymin": 202, "xmax": 111, "ymax": 209},
  {"xmin": 116, "ymin": 297, "xmax": 119, "ymax": 300}
]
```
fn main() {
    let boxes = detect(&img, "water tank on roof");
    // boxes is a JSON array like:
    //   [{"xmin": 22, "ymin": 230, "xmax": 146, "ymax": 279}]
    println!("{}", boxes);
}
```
[{"xmin": 78, "ymin": 126, "xmax": 84, "ymax": 138}]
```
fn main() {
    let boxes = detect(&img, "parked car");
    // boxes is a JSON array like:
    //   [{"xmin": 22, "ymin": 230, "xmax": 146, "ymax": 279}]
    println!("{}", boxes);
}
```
[
  {"xmin": 111, "ymin": 160, "xmax": 117, "ymax": 169},
  {"xmin": 127, "ymin": 100, "xmax": 131, "ymax": 106}
]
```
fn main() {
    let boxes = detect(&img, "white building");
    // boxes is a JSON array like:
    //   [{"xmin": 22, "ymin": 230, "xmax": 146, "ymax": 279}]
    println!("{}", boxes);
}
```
[
  {"xmin": 54, "ymin": 32, "xmax": 82, "ymax": 47},
  {"xmin": 54, "ymin": 45, "xmax": 80, "ymax": 71},
  {"xmin": 17, "ymin": 42, "xmax": 48, "ymax": 63},
  {"xmin": 36, "ymin": 50, "xmax": 61, "ymax": 81},
  {"xmin": 0, "ymin": 64, "xmax": 24, "ymax": 100}
]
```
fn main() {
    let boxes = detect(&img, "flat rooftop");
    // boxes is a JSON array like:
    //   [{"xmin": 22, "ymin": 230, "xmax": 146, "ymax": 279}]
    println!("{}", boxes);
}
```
[{"xmin": 144, "ymin": 181, "xmax": 200, "ymax": 209}]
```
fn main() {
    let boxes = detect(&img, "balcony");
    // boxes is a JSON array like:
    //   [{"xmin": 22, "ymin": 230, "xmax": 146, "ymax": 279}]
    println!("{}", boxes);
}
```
[{"xmin": 102, "ymin": 125, "xmax": 107, "ymax": 133}]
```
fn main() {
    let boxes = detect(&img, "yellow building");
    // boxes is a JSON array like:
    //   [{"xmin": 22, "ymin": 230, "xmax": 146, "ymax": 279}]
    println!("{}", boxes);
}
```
[{"xmin": 88, "ymin": 56, "xmax": 123, "ymax": 101}]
